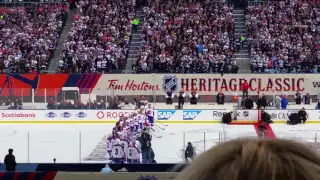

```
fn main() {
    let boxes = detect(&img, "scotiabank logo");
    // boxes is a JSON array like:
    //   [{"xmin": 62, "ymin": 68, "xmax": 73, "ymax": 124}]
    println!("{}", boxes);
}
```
[{"xmin": 2, "ymin": 113, "xmax": 36, "ymax": 118}]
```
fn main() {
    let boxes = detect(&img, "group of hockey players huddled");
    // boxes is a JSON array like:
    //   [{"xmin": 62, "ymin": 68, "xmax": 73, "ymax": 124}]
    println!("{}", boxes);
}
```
[{"xmin": 106, "ymin": 104, "xmax": 155, "ymax": 164}]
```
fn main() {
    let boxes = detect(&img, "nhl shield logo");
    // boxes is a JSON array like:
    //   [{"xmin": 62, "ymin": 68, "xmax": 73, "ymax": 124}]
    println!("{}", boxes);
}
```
[
  {"xmin": 162, "ymin": 75, "xmax": 178, "ymax": 93},
  {"xmin": 243, "ymin": 111, "xmax": 249, "ymax": 117}
]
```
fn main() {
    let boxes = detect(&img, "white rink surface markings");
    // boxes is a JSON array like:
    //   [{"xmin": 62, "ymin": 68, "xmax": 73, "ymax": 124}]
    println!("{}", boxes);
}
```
[
  {"xmin": 0, "ymin": 124, "xmax": 319, "ymax": 163},
  {"xmin": 271, "ymin": 124, "xmax": 320, "ymax": 143}
]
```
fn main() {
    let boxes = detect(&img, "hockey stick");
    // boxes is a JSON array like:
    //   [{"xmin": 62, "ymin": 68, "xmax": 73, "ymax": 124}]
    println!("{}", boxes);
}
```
[
  {"xmin": 153, "ymin": 125, "xmax": 161, "ymax": 132},
  {"xmin": 151, "ymin": 132, "xmax": 162, "ymax": 138},
  {"xmin": 156, "ymin": 120, "xmax": 169, "ymax": 127},
  {"xmin": 154, "ymin": 123, "xmax": 166, "ymax": 131}
]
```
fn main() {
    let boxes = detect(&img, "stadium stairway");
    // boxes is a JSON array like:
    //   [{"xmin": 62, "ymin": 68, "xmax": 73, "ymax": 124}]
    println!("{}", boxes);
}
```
[
  {"xmin": 125, "ymin": 9, "xmax": 144, "ymax": 73},
  {"xmin": 47, "ymin": 8, "xmax": 78, "ymax": 73},
  {"xmin": 233, "ymin": 9, "xmax": 250, "ymax": 73}
]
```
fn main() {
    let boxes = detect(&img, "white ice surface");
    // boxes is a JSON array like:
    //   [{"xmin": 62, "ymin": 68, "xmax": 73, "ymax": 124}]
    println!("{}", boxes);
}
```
[{"xmin": 0, "ymin": 124, "xmax": 319, "ymax": 163}]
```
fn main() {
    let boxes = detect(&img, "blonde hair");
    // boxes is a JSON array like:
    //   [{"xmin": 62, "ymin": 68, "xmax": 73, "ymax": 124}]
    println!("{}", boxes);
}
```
[{"xmin": 175, "ymin": 138, "xmax": 320, "ymax": 180}]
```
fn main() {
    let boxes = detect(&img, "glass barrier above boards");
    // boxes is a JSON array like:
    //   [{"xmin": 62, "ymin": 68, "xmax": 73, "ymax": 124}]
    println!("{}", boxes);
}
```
[{"xmin": 0, "ymin": 88, "xmax": 225, "ymax": 110}]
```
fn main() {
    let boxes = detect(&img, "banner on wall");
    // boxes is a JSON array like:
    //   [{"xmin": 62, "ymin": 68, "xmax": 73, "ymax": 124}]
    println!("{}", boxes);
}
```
[
  {"xmin": 236, "ymin": 109, "xmax": 320, "ymax": 122},
  {"xmin": 0, "ymin": 110, "xmax": 135, "ymax": 122},
  {"xmin": 156, "ymin": 109, "xmax": 230, "ymax": 121},
  {"xmin": 0, "ymin": 109, "xmax": 230, "ymax": 122},
  {"xmin": 1, "ymin": 109, "xmax": 319, "ymax": 123},
  {"xmin": 2, "ymin": 74, "xmax": 320, "ymax": 96},
  {"xmin": 93, "ymin": 74, "xmax": 318, "ymax": 95}
]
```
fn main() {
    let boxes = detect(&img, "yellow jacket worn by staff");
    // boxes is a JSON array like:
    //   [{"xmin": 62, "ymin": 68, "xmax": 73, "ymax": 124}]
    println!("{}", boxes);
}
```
[{"xmin": 133, "ymin": 18, "xmax": 139, "ymax": 25}]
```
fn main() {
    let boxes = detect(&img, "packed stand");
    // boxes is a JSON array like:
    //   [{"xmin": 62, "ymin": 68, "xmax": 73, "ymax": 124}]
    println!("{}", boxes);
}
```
[
  {"xmin": 0, "ymin": 3, "xmax": 67, "ymax": 73},
  {"xmin": 59, "ymin": 0, "xmax": 135, "ymax": 73},
  {"xmin": 136, "ymin": 0, "xmax": 235, "ymax": 73},
  {"xmin": 246, "ymin": 0, "xmax": 320, "ymax": 73}
]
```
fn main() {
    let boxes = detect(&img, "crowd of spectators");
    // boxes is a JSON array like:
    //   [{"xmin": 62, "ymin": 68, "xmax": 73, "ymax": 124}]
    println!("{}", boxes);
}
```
[
  {"xmin": 246, "ymin": 0, "xmax": 320, "ymax": 73},
  {"xmin": 59, "ymin": 0, "xmax": 135, "ymax": 73},
  {"xmin": 47, "ymin": 99, "xmax": 107, "ymax": 109},
  {"xmin": 135, "ymin": 0, "xmax": 236, "ymax": 73},
  {"xmin": 0, "ymin": 2, "xmax": 67, "ymax": 73}
]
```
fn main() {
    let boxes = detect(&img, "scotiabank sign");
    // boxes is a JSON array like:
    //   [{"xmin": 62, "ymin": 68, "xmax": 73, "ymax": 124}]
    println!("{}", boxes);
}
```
[
  {"xmin": 1, "ymin": 112, "xmax": 37, "ymax": 120},
  {"xmin": 0, "ymin": 110, "xmax": 136, "ymax": 122},
  {"xmin": 93, "ymin": 74, "xmax": 320, "ymax": 96}
]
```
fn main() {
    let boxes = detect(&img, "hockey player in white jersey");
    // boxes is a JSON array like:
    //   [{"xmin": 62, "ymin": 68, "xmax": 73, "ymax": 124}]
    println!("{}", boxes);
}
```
[
  {"xmin": 126, "ymin": 140, "xmax": 141, "ymax": 163},
  {"xmin": 133, "ymin": 111, "xmax": 140, "ymax": 132},
  {"xmin": 120, "ymin": 137, "xmax": 129, "ymax": 154},
  {"xmin": 106, "ymin": 134, "xmax": 115, "ymax": 157},
  {"xmin": 137, "ymin": 111, "xmax": 145, "ymax": 130},
  {"xmin": 145, "ymin": 104, "xmax": 154, "ymax": 127},
  {"xmin": 128, "ymin": 113, "xmax": 135, "ymax": 132},
  {"xmin": 111, "ymin": 139, "xmax": 125, "ymax": 163}
]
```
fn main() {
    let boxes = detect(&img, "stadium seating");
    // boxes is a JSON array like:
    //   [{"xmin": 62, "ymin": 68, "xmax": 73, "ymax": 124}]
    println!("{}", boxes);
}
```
[
  {"xmin": 59, "ymin": 0, "xmax": 135, "ymax": 73},
  {"xmin": 0, "ymin": 3, "xmax": 67, "ymax": 73},
  {"xmin": 246, "ymin": 0, "xmax": 320, "ymax": 73},
  {"xmin": 136, "ymin": 0, "xmax": 235, "ymax": 73}
]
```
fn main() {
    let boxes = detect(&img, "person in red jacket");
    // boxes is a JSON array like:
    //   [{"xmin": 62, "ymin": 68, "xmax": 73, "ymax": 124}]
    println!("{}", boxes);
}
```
[{"xmin": 241, "ymin": 80, "xmax": 249, "ymax": 98}]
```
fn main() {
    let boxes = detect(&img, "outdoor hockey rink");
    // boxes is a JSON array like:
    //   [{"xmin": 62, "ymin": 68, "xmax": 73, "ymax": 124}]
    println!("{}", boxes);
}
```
[{"xmin": 0, "ymin": 123, "xmax": 319, "ymax": 163}]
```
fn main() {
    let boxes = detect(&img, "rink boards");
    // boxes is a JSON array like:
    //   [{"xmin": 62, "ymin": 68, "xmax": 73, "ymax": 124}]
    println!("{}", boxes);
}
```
[{"xmin": 0, "ymin": 109, "xmax": 319, "ymax": 124}]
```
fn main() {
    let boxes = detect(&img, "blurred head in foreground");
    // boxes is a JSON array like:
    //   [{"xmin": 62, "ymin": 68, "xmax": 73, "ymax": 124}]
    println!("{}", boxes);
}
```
[{"xmin": 175, "ymin": 138, "xmax": 320, "ymax": 180}]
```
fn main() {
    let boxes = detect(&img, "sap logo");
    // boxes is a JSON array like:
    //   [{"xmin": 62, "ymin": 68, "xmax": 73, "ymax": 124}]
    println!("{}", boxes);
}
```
[
  {"xmin": 76, "ymin": 112, "xmax": 87, "ymax": 119},
  {"xmin": 45, "ymin": 112, "xmax": 56, "ymax": 118},
  {"xmin": 183, "ymin": 110, "xmax": 201, "ymax": 120},
  {"xmin": 61, "ymin": 112, "xmax": 72, "ymax": 118},
  {"xmin": 157, "ymin": 110, "xmax": 176, "ymax": 120}
]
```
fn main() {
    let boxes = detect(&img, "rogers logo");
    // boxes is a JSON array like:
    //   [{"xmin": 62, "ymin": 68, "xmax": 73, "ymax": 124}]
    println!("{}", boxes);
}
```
[
  {"xmin": 2, "ymin": 113, "xmax": 36, "ymax": 118},
  {"xmin": 106, "ymin": 111, "xmax": 131, "ymax": 118},
  {"xmin": 97, "ymin": 111, "xmax": 105, "ymax": 119}
]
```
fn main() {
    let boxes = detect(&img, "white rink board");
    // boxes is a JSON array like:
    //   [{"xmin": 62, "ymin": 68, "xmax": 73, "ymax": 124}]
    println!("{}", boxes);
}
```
[{"xmin": 237, "ymin": 109, "xmax": 320, "ymax": 122}]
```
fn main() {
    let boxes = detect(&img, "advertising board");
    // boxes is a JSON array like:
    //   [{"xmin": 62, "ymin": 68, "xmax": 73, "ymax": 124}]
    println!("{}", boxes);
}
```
[
  {"xmin": 0, "ymin": 109, "xmax": 230, "ymax": 123},
  {"xmin": 156, "ymin": 109, "xmax": 229, "ymax": 122},
  {"xmin": 2, "ymin": 109, "xmax": 319, "ymax": 124},
  {"xmin": 0, "ymin": 110, "xmax": 135, "ymax": 123},
  {"xmin": 2, "ymin": 74, "xmax": 320, "ymax": 97},
  {"xmin": 236, "ymin": 109, "xmax": 320, "ymax": 123},
  {"xmin": 94, "ymin": 74, "xmax": 319, "ymax": 95}
]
